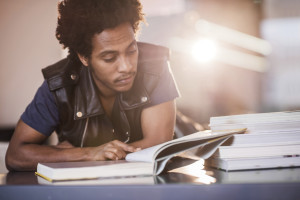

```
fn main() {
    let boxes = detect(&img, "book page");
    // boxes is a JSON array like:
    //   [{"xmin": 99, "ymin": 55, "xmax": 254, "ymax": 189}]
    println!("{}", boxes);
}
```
[
  {"xmin": 125, "ymin": 143, "xmax": 165, "ymax": 162},
  {"xmin": 153, "ymin": 135, "xmax": 233, "ymax": 175},
  {"xmin": 125, "ymin": 131, "xmax": 214, "ymax": 162},
  {"xmin": 125, "ymin": 131, "xmax": 213, "ymax": 162},
  {"xmin": 125, "ymin": 129, "xmax": 245, "ymax": 163}
]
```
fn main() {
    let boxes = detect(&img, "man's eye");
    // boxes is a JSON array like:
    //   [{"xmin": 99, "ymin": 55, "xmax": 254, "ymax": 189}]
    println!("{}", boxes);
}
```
[
  {"xmin": 128, "ymin": 49, "xmax": 137, "ymax": 55},
  {"xmin": 103, "ymin": 57, "xmax": 116, "ymax": 63}
]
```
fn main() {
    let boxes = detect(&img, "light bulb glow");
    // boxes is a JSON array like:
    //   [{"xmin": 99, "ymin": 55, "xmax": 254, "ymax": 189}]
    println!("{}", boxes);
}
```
[{"xmin": 191, "ymin": 39, "xmax": 218, "ymax": 63}]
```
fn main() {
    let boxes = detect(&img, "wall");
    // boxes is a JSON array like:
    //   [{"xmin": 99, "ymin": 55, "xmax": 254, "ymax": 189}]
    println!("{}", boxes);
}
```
[
  {"xmin": 261, "ymin": 0, "xmax": 300, "ymax": 111},
  {"xmin": 139, "ymin": 0, "xmax": 263, "ymax": 126},
  {"xmin": 0, "ymin": 0, "xmax": 61, "ymax": 128},
  {"xmin": 0, "ymin": 0, "xmax": 62, "ymax": 173}
]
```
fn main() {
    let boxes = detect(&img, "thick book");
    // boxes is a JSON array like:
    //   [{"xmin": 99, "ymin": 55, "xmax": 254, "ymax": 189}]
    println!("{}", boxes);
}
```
[
  {"xmin": 35, "ymin": 128, "xmax": 245, "ymax": 182},
  {"xmin": 209, "ymin": 111, "xmax": 300, "ymax": 133},
  {"xmin": 37, "ymin": 171, "xmax": 158, "ymax": 185},
  {"xmin": 221, "ymin": 130, "xmax": 300, "ymax": 147},
  {"xmin": 213, "ymin": 142, "xmax": 300, "ymax": 159},
  {"xmin": 208, "ymin": 156, "xmax": 300, "ymax": 171},
  {"xmin": 213, "ymin": 166, "xmax": 300, "ymax": 183},
  {"xmin": 209, "ymin": 111, "xmax": 300, "ymax": 126}
]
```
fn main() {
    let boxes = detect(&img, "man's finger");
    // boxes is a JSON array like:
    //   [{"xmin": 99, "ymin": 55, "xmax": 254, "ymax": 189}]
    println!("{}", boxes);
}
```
[
  {"xmin": 106, "ymin": 146, "xmax": 127, "ymax": 159},
  {"xmin": 104, "ymin": 151, "xmax": 119, "ymax": 160},
  {"xmin": 112, "ymin": 140, "xmax": 139, "ymax": 152}
]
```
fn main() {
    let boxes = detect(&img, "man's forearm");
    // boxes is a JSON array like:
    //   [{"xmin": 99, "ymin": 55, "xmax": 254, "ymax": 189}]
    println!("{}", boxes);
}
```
[
  {"xmin": 6, "ymin": 143, "xmax": 91, "ymax": 171},
  {"xmin": 6, "ymin": 138, "xmax": 138, "ymax": 171}
]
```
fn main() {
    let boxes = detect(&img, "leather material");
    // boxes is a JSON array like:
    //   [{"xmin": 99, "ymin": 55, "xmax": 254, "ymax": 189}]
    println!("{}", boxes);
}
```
[{"xmin": 42, "ymin": 42, "xmax": 170, "ymax": 147}]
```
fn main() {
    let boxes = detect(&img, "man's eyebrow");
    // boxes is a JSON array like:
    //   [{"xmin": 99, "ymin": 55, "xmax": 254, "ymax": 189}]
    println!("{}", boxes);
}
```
[
  {"xmin": 126, "ymin": 40, "xmax": 137, "ymax": 49},
  {"xmin": 97, "ymin": 40, "xmax": 137, "ymax": 58},
  {"xmin": 98, "ymin": 50, "xmax": 117, "ymax": 58}
]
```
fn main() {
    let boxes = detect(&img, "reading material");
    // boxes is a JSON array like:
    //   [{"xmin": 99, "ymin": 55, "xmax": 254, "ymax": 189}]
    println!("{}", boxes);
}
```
[
  {"xmin": 214, "ymin": 143, "xmax": 300, "ymax": 159},
  {"xmin": 206, "ymin": 111, "xmax": 300, "ymax": 171},
  {"xmin": 207, "ymin": 156, "xmax": 300, "ymax": 171},
  {"xmin": 36, "ymin": 128, "xmax": 246, "ymax": 182}
]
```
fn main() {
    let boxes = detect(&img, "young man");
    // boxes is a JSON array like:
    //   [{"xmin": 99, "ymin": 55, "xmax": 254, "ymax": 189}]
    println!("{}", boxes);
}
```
[{"xmin": 5, "ymin": 0, "xmax": 179, "ymax": 171}]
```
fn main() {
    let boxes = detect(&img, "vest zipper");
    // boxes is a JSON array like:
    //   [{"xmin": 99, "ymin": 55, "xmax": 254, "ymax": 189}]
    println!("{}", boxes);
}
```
[{"xmin": 80, "ymin": 117, "xmax": 89, "ymax": 147}]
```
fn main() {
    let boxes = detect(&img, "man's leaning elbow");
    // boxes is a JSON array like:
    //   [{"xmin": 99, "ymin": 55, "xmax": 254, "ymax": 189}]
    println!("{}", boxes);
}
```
[
  {"xmin": 5, "ymin": 155, "xmax": 15, "ymax": 171},
  {"xmin": 5, "ymin": 152, "xmax": 21, "ymax": 171}
]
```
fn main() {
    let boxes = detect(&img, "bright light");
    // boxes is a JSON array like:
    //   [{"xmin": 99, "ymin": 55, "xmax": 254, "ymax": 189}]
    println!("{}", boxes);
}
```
[
  {"xmin": 168, "ymin": 160, "xmax": 216, "ymax": 184},
  {"xmin": 195, "ymin": 19, "xmax": 272, "ymax": 55},
  {"xmin": 191, "ymin": 39, "xmax": 218, "ymax": 63},
  {"xmin": 169, "ymin": 36, "xmax": 268, "ymax": 72}
]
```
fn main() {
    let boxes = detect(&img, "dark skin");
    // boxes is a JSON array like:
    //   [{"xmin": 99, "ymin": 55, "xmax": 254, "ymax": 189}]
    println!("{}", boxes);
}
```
[{"xmin": 5, "ymin": 23, "xmax": 176, "ymax": 171}]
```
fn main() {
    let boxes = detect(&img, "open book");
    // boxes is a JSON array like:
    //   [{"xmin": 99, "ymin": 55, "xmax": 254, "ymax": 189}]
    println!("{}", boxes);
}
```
[{"xmin": 36, "ymin": 128, "xmax": 245, "ymax": 182}]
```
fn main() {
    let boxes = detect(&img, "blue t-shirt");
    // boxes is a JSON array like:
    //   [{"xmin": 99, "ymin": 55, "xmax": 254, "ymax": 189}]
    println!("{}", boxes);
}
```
[
  {"xmin": 21, "ymin": 81, "xmax": 59, "ymax": 136},
  {"xmin": 21, "ymin": 63, "xmax": 179, "ymax": 136}
]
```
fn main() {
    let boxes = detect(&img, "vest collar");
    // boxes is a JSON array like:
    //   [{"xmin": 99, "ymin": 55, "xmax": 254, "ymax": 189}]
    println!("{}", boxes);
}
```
[{"xmin": 73, "ymin": 66, "xmax": 150, "ymax": 120}]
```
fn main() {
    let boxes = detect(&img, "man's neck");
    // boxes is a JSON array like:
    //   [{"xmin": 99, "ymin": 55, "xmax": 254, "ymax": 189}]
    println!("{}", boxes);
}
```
[{"xmin": 99, "ymin": 94, "xmax": 116, "ymax": 119}]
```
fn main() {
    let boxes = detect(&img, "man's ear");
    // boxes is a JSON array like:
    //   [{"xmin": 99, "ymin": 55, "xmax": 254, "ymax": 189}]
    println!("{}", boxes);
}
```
[{"xmin": 77, "ymin": 53, "xmax": 89, "ymax": 67}]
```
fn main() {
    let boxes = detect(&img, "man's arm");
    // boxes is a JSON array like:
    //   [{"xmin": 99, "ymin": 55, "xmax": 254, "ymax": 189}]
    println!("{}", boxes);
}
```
[
  {"xmin": 5, "ymin": 120, "xmax": 138, "ymax": 171},
  {"xmin": 129, "ymin": 100, "xmax": 176, "ymax": 149}
]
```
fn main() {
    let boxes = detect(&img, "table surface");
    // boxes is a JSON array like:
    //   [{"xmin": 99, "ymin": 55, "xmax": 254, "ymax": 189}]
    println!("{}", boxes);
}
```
[{"xmin": 1, "ymin": 157, "xmax": 300, "ymax": 200}]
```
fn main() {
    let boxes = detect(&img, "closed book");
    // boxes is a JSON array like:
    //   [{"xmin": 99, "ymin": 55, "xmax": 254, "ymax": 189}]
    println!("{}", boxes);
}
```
[
  {"xmin": 222, "ymin": 130, "xmax": 300, "ymax": 147},
  {"xmin": 206, "ymin": 111, "xmax": 300, "ymax": 170},
  {"xmin": 207, "ymin": 156, "xmax": 300, "ymax": 171},
  {"xmin": 213, "ymin": 143, "xmax": 300, "ymax": 159}
]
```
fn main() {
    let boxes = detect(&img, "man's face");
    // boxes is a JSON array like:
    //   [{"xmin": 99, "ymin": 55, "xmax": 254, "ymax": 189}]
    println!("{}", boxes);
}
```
[{"xmin": 82, "ymin": 23, "xmax": 138, "ymax": 97}]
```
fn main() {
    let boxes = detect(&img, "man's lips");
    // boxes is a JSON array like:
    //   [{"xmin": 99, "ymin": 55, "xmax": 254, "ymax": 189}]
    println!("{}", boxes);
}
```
[{"xmin": 115, "ymin": 74, "xmax": 135, "ymax": 85}]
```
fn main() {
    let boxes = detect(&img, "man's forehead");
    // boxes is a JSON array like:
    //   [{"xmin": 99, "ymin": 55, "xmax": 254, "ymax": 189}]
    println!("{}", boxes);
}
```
[{"xmin": 92, "ymin": 23, "xmax": 136, "ymax": 51}]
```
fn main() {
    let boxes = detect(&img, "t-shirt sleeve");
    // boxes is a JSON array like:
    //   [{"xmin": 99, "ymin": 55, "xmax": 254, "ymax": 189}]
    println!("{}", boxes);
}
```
[
  {"xmin": 145, "ymin": 62, "xmax": 180, "ymax": 108},
  {"xmin": 21, "ymin": 81, "xmax": 59, "ymax": 136}
]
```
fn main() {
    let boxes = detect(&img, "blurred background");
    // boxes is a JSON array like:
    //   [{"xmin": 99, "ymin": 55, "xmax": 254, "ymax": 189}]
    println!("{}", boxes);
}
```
[{"xmin": 0, "ymin": 0, "xmax": 300, "ymax": 136}]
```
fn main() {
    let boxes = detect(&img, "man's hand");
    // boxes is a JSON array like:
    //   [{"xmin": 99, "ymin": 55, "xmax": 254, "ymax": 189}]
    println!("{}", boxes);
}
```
[
  {"xmin": 55, "ymin": 140, "xmax": 139, "ymax": 160},
  {"xmin": 5, "ymin": 120, "xmax": 140, "ymax": 171},
  {"xmin": 88, "ymin": 140, "xmax": 140, "ymax": 161}
]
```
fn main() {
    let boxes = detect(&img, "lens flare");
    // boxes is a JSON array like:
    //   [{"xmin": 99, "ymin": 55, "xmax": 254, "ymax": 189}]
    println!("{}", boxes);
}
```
[{"xmin": 191, "ymin": 39, "xmax": 218, "ymax": 63}]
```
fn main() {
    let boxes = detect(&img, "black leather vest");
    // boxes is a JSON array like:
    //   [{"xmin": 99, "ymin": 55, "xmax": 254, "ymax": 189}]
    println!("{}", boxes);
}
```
[{"xmin": 42, "ymin": 42, "xmax": 170, "ymax": 147}]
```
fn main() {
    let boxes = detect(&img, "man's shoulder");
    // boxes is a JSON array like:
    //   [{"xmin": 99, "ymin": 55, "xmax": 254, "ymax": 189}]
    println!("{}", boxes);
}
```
[
  {"xmin": 137, "ymin": 42, "xmax": 170, "ymax": 76},
  {"xmin": 42, "ymin": 58, "xmax": 81, "ymax": 78},
  {"xmin": 138, "ymin": 42, "xmax": 170, "ymax": 63},
  {"xmin": 137, "ymin": 42, "xmax": 169, "ymax": 62},
  {"xmin": 41, "ymin": 57, "xmax": 81, "ymax": 91}
]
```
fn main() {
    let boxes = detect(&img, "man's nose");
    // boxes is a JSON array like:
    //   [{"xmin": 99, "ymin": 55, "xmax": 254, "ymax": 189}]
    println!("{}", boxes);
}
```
[{"xmin": 118, "ymin": 56, "xmax": 132, "ymax": 73}]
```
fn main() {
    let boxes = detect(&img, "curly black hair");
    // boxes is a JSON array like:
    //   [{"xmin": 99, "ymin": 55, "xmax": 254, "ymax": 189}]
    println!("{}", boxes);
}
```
[{"xmin": 56, "ymin": 0, "xmax": 145, "ymax": 61}]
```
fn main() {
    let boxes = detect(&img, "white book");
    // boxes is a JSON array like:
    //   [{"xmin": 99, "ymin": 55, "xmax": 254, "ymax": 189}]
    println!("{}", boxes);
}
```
[
  {"xmin": 213, "ymin": 143, "xmax": 300, "ymax": 159},
  {"xmin": 213, "ymin": 165, "xmax": 300, "ymax": 183},
  {"xmin": 222, "ymin": 131, "xmax": 300, "ymax": 147},
  {"xmin": 210, "ymin": 122, "xmax": 300, "ymax": 133},
  {"xmin": 206, "ymin": 111, "xmax": 300, "ymax": 170},
  {"xmin": 209, "ymin": 111, "xmax": 300, "ymax": 133},
  {"xmin": 207, "ymin": 156, "xmax": 300, "ymax": 171},
  {"xmin": 37, "ymin": 173, "xmax": 157, "ymax": 185},
  {"xmin": 210, "ymin": 111, "xmax": 300, "ymax": 125},
  {"xmin": 36, "ymin": 129, "xmax": 246, "ymax": 182}
]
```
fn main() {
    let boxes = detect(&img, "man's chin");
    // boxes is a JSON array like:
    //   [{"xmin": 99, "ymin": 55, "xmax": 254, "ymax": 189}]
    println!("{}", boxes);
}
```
[
  {"xmin": 115, "ymin": 83, "xmax": 134, "ymax": 93},
  {"xmin": 114, "ymin": 77, "xmax": 135, "ymax": 92}
]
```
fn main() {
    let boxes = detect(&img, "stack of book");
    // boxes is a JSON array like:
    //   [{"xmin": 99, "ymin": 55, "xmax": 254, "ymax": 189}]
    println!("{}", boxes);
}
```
[{"xmin": 206, "ymin": 111, "xmax": 300, "ymax": 171}]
